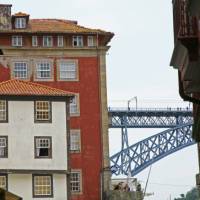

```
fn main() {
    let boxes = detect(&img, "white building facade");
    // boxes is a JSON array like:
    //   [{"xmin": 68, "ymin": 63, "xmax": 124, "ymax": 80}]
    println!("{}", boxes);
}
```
[{"xmin": 0, "ymin": 80, "xmax": 72, "ymax": 200}]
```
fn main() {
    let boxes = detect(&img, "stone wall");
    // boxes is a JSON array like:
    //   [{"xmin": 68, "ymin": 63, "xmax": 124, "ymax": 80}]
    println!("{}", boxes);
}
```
[{"xmin": 104, "ymin": 190, "xmax": 143, "ymax": 200}]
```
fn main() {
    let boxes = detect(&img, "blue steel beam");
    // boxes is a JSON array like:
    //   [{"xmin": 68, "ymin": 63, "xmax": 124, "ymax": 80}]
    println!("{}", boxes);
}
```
[
  {"xmin": 110, "ymin": 123, "xmax": 195, "ymax": 176},
  {"xmin": 108, "ymin": 107, "xmax": 193, "ymax": 128}
]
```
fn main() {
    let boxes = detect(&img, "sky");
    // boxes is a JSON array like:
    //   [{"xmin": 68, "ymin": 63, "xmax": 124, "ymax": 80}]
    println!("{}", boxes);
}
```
[{"xmin": 2, "ymin": 0, "xmax": 198, "ymax": 199}]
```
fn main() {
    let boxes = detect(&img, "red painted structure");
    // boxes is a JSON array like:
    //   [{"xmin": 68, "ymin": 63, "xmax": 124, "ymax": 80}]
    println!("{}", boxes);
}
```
[
  {"xmin": 0, "ymin": 4, "xmax": 114, "ymax": 200},
  {"xmin": 171, "ymin": 0, "xmax": 200, "ymax": 193}
]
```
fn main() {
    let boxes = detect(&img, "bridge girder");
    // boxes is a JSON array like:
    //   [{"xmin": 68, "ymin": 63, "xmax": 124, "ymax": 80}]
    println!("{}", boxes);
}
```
[
  {"xmin": 110, "ymin": 123, "xmax": 195, "ymax": 176},
  {"xmin": 109, "ymin": 108, "xmax": 193, "ymax": 128}
]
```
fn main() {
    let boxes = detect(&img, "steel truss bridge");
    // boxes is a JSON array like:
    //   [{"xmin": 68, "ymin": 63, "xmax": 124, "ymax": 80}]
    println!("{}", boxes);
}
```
[{"xmin": 108, "ymin": 107, "xmax": 194, "ymax": 176}]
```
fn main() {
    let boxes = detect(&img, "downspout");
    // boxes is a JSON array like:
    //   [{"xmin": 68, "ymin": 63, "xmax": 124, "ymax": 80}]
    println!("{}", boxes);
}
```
[{"xmin": 66, "ymin": 97, "xmax": 72, "ymax": 200}]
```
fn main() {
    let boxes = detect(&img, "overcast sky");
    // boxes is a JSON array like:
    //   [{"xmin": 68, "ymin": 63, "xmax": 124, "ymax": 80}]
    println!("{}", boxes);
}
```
[{"xmin": 3, "ymin": 0, "xmax": 198, "ymax": 199}]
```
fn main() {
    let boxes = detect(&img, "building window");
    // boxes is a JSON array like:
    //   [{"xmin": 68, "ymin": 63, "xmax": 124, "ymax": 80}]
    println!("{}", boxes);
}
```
[
  {"xmin": 32, "ymin": 36, "xmax": 38, "ymax": 47},
  {"xmin": 35, "ymin": 101, "xmax": 51, "ymax": 122},
  {"xmin": 72, "ymin": 36, "xmax": 83, "ymax": 47},
  {"xmin": 33, "ymin": 175, "xmax": 53, "ymax": 197},
  {"xmin": 13, "ymin": 62, "xmax": 28, "ymax": 79},
  {"xmin": 15, "ymin": 18, "xmax": 26, "ymax": 29},
  {"xmin": 70, "ymin": 130, "xmax": 81, "ymax": 152},
  {"xmin": 0, "ymin": 100, "xmax": 7, "ymax": 122},
  {"xmin": 57, "ymin": 36, "xmax": 64, "ymax": 47},
  {"xmin": 43, "ymin": 36, "xmax": 53, "ymax": 47},
  {"xmin": 70, "ymin": 95, "xmax": 79, "ymax": 115},
  {"xmin": 35, "ymin": 137, "xmax": 52, "ymax": 158},
  {"xmin": 36, "ymin": 62, "xmax": 52, "ymax": 79},
  {"xmin": 59, "ymin": 60, "xmax": 77, "ymax": 80},
  {"xmin": 70, "ymin": 171, "xmax": 82, "ymax": 194},
  {"xmin": 0, "ymin": 137, "xmax": 7, "ymax": 158},
  {"xmin": 12, "ymin": 36, "xmax": 22, "ymax": 46},
  {"xmin": 0, "ymin": 174, "xmax": 7, "ymax": 190},
  {"xmin": 87, "ymin": 36, "xmax": 95, "ymax": 47}
]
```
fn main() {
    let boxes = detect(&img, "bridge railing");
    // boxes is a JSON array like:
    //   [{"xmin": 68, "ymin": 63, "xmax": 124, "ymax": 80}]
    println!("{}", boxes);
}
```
[{"xmin": 108, "ymin": 107, "xmax": 193, "ymax": 112}]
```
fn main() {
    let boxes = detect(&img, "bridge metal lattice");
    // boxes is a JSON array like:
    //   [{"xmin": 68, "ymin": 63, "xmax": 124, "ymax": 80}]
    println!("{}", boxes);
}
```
[
  {"xmin": 108, "ymin": 108, "xmax": 193, "ymax": 128},
  {"xmin": 110, "ymin": 123, "xmax": 195, "ymax": 176},
  {"xmin": 108, "ymin": 107, "xmax": 194, "ymax": 176}
]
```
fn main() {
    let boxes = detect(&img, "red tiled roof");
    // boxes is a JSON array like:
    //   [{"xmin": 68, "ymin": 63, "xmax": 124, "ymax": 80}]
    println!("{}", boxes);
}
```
[
  {"xmin": 3, "ymin": 18, "xmax": 113, "ymax": 36},
  {"xmin": 0, "ymin": 79, "xmax": 74, "ymax": 97},
  {"xmin": 28, "ymin": 19, "xmax": 110, "ymax": 34},
  {"xmin": 13, "ymin": 12, "xmax": 29, "ymax": 17}
]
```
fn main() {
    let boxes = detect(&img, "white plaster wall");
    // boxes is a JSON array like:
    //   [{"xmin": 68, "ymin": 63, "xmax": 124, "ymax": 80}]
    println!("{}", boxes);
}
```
[
  {"xmin": 8, "ymin": 174, "xmax": 67, "ymax": 200},
  {"xmin": 0, "ymin": 101, "xmax": 67, "ymax": 170}
]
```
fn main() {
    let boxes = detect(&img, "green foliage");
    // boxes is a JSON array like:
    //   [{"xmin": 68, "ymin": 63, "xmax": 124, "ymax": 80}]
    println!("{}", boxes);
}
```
[
  {"xmin": 185, "ymin": 188, "xmax": 199, "ymax": 200},
  {"xmin": 174, "ymin": 188, "xmax": 200, "ymax": 200}
]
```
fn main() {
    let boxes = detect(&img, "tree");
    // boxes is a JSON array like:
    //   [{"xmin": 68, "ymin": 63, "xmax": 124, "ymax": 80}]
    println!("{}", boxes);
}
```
[
  {"xmin": 185, "ymin": 188, "xmax": 199, "ymax": 200},
  {"xmin": 174, "ymin": 188, "xmax": 199, "ymax": 200},
  {"xmin": 174, "ymin": 193, "xmax": 185, "ymax": 200}
]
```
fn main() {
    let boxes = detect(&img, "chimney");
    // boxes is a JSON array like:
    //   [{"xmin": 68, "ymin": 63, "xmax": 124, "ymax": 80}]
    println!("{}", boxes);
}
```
[{"xmin": 0, "ymin": 4, "xmax": 12, "ymax": 30}]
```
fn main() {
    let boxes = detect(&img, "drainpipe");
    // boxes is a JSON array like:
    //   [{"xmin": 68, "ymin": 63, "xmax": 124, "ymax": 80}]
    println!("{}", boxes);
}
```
[{"xmin": 66, "ymin": 98, "xmax": 72, "ymax": 200}]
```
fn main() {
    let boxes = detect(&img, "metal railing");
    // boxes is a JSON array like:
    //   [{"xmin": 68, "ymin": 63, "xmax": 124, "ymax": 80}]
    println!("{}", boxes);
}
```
[{"xmin": 108, "ymin": 107, "xmax": 192, "ymax": 112}]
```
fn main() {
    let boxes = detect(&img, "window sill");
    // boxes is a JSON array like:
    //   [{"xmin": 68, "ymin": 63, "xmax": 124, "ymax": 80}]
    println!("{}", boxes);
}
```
[
  {"xmin": 57, "ymin": 78, "xmax": 79, "ymax": 82},
  {"xmin": 70, "ymin": 150, "xmax": 81, "ymax": 154},
  {"xmin": 34, "ymin": 120, "xmax": 52, "ymax": 123},
  {"xmin": 70, "ymin": 113, "xmax": 80, "ymax": 117}
]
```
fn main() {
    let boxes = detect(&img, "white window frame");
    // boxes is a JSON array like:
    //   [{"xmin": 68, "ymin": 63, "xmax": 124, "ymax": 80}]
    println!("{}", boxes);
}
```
[
  {"xmin": 57, "ymin": 36, "xmax": 64, "ymax": 47},
  {"xmin": 70, "ymin": 130, "xmax": 81, "ymax": 152},
  {"xmin": 15, "ymin": 17, "xmax": 26, "ymax": 29},
  {"xmin": 35, "ymin": 101, "xmax": 51, "ymax": 122},
  {"xmin": 33, "ymin": 175, "xmax": 53, "ymax": 197},
  {"xmin": 70, "ymin": 94, "xmax": 79, "ymax": 116},
  {"xmin": 32, "ymin": 36, "xmax": 38, "ymax": 47},
  {"xmin": 0, "ymin": 136, "xmax": 7, "ymax": 158},
  {"xmin": 12, "ymin": 35, "xmax": 22, "ymax": 47},
  {"xmin": 43, "ymin": 36, "xmax": 53, "ymax": 47},
  {"xmin": 0, "ymin": 100, "xmax": 7, "ymax": 122},
  {"xmin": 0, "ymin": 175, "xmax": 7, "ymax": 190},
  {"xmin": 87, "ymin": 36, "xmax": 95, "ymax": 47},
  {"xmin": 13, "ymin": 62, "xmax": 28, "ymax": 79},
  {"xmin": 35, "ymin": 137, "xmax": 51, "ymax": 158},
  {"xmin": 36, "ymin": 61, "xmax": 52, "ymax": 79},
  {"xmin": 59, "ymin": 60, "xmax": 77, "ymax": 80},
  {"xmin": 70, "ymin": 170, "xmax": 82, "ymax": 194},
  {"xmin": 72, "ymin": 36, "xmax": 83, "ymax": 47}
]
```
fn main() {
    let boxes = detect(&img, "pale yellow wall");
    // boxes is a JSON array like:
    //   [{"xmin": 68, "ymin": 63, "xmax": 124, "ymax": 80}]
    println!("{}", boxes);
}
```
[
  {"xmin": 0, "ymin": 101, "xmax": 67, "ymax": 171},
  {"xmin": 8, "ymin": 174, "xmax": 67, "ymax": 200}
]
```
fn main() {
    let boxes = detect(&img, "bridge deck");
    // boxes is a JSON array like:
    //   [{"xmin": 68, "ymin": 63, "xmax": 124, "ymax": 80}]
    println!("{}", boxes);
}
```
[{"xmin": 108, "ymin": 107, "xmax": 193, "ymax": 128}]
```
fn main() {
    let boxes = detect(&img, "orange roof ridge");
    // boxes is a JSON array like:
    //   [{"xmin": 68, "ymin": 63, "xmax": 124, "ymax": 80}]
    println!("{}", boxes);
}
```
[
  {"xmin": 30, "ymin": 18, "xmax": 77, "ymax": 24},
  {"xmin": 28, "ymin": 19, "xmax": 113, "ymax": 34},
  {"xmin": 0, "ymin": 79, "xmax": 74, "ymax": 97},
  {"xmin": 0, "ymin": 17, "xmax": 114, "ymax": 37}
]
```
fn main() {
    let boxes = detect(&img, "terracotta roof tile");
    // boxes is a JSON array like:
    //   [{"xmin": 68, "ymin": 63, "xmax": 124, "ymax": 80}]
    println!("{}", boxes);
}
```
[
  {"xmin": 0, "ymin": 79, "xmax": 74, "ymax": 97},
  {"xmin": 28, "ymin": 19, "xmax": 111, "ymax": 34},
  {"xmin": 3, "ymin": 18, "xmax": 113, "ymax": 35}
]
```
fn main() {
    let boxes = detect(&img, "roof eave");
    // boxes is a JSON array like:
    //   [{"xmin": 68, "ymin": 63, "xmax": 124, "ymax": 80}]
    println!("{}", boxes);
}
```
[{"xmin": 0, "ymin": 94, "xmax": 74, "ymax": 101}]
